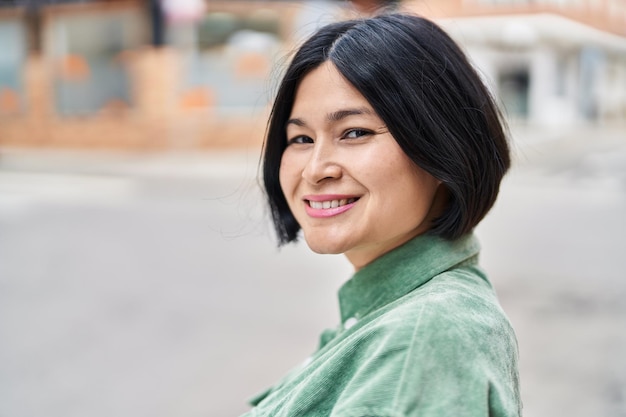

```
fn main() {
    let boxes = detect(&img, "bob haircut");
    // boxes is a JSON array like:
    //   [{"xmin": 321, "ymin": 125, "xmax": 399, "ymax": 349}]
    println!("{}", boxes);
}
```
[{"xmin": 263, "ymin": 13, "xmax": 510, "ymax": 244}]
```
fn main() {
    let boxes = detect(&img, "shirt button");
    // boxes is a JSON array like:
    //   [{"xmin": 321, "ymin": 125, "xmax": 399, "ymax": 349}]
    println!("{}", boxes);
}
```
[{"xmin": 344, "ymin": 317, "xmax": 358, "ymax": 330}]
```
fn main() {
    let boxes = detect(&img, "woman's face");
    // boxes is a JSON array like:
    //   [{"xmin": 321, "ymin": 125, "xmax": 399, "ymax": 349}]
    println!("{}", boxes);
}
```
[{"xmin": 279, "ymin": 62, "xmax": 443, "ymax": 270}]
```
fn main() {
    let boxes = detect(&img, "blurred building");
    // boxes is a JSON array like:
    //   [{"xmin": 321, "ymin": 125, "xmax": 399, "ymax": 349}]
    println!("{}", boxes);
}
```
[
  {"xmin": 407, "ymin": 0, "xmax": 626, "ymax": 127},
  {"xmin": 0, "ymin": 0, "xmax": 334, "ymax": 149},
  {"xmin": 0, "ymin": 0, "xmax": 624, "ymax": 149}
]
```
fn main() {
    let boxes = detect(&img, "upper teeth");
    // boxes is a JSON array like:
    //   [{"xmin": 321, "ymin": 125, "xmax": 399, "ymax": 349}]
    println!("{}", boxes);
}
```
[{"xmin": 309, "ymin": 198, "xmax": 356, "ymax": 209}]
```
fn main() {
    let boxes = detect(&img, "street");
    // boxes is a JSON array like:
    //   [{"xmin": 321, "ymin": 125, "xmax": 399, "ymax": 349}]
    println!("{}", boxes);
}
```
[{"xmin": 1, "ymin": 125, "xmax": 625, "ymax": 417}]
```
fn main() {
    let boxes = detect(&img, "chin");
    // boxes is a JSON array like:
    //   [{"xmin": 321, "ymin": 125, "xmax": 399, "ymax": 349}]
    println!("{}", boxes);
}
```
[{"xmin": 303, "ymin": 234, "xmax": 348, "ymax": 255}]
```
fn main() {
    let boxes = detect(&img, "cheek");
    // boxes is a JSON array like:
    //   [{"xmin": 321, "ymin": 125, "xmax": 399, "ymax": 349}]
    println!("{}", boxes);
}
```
[
  {"xmin": 387, "ymin": 162, "xmax": 440, "ymax": 211},
  {"xmin": 405, "ymin": 173, "xmax": 441, "ymax": 216}
]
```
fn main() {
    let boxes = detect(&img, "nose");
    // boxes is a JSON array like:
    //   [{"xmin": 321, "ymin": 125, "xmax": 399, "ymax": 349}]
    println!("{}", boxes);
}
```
[{"xmin": 301, "ymin": 140, "xmax": 342, "ymax": 185}]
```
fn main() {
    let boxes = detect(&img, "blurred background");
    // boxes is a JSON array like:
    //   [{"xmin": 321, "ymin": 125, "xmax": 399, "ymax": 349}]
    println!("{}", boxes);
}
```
[{"xmin": 0, "ymin": 0, "xmax": 625, "ymax": 416}]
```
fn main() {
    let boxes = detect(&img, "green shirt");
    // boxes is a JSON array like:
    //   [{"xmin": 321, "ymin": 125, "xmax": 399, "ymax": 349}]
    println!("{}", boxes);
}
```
[{"xmin": 242, "ymin": 234, "xmax": 521, "ymax": 417}]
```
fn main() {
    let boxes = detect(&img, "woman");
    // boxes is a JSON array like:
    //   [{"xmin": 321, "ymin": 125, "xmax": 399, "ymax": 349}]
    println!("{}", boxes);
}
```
[{"xmin": 244, "ymin": 13, "xmax": 521, "ymax": 417}]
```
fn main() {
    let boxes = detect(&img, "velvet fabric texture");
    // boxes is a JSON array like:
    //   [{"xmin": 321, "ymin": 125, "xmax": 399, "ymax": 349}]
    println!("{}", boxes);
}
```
[{"xmin": 243, "ymin": 234, "xmax": 521, "ymax": 417}]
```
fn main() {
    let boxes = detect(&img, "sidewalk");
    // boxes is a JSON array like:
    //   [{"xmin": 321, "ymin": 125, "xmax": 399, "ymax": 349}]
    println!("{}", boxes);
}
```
[{"xmin": 0, "ymin": 147, "xmax": 260, "ymax": 179}]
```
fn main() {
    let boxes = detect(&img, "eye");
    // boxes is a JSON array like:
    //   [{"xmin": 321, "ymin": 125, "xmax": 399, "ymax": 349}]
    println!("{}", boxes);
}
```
[
  {"xmin": 287, "ymin": 135, "xmax": 314, "ymax": 145},
  {"xmin": 342, "ymin": 129, "xmax": 373, "ymax": 139}
]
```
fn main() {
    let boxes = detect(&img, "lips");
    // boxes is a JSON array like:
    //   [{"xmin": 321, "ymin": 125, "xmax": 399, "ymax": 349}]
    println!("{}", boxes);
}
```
[{"xmin": 303, "ymin": 195, "xmax": 360, "ymax": 218}]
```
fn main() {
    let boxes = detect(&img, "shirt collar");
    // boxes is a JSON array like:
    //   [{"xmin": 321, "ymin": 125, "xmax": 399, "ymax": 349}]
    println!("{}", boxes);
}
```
[{"xmin": 338, "ymin": 233, "xmax": 481, "ymax": 323}]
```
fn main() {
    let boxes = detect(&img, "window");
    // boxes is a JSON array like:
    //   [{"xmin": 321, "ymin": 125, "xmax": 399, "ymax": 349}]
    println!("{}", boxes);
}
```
[
  {"xmin": 175, "ymin": 9, "xmax": 282, "ymax": 113},
  {"xmin": 48, "ymin": 8, "xmax": 146, "ymax": 115},
  {"xmin": 0, "ymin": 18, "xmax": 26, "ymax": 116},
  {"xmin": 499, "ymin": 68, "xmax": 530, "ymax": 119}
]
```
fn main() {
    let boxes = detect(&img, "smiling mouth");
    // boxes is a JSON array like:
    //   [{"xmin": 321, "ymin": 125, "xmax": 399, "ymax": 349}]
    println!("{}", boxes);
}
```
[{"xmin": 307, "ymin": 198, "xmax": 358, "ymax": 209}]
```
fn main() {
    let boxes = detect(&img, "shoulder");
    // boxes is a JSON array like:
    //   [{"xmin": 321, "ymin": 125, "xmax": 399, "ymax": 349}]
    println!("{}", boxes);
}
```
[
  {"xmin": 370, "ymin": 265, "xmax": 515, "ymax": 353},
  {"xmin": 330, "ymin": 269, "xmax": 520, "ymax": 416}
]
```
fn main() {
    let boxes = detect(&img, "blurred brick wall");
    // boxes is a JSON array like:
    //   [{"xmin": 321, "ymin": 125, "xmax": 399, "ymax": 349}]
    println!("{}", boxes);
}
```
[
  {"xmin": 0, "ymin": 0, "xmax": 292, "ymax": 151},
  {"xmin": 0, "ymin": 48, "xmax": 268, "ymax": 150},
  {"xmin": 409, "ymin": 0, "xmax": 626, "ymax": 37}
]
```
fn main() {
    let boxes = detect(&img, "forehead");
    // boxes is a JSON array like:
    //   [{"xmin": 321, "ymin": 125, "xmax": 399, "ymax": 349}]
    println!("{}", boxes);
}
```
[{"xmin": 290, "ymin": 61, "xmax": 374, "ymax": 117}]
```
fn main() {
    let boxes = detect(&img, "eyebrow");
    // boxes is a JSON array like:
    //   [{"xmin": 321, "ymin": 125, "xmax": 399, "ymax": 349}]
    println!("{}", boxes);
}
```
[{"xmin": 286, "ymin": 107, "xmax": 375, "ymax": 128}]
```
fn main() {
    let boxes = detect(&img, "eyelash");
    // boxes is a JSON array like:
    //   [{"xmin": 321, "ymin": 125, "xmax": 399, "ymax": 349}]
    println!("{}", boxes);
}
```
[
  {"xmin": 287, "ymin": 135, "xmax": 313, "ymax": 145},
  {"xmin": 286, "ymin": 129, "xmax": 373, "ymax": 145},
  {"xmin": 342, "ymin": 128, "xmax": 372, "ymax": 139}
]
